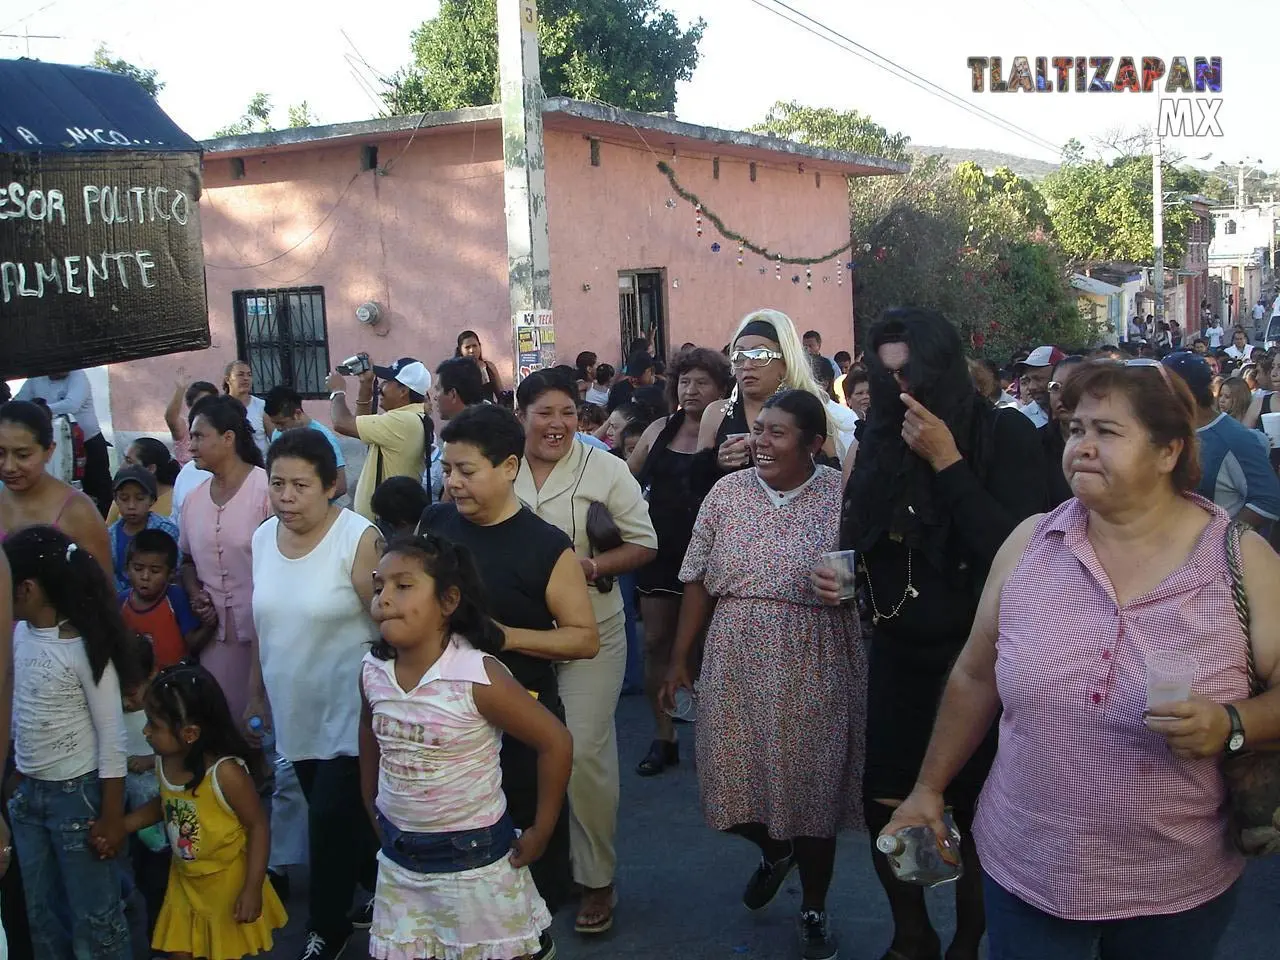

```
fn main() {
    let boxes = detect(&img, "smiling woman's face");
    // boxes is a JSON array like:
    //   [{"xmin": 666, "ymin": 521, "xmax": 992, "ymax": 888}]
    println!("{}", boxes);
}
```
[{"xmin": 520, "ymin": 389, "xmax": 579, "ymax": 465}]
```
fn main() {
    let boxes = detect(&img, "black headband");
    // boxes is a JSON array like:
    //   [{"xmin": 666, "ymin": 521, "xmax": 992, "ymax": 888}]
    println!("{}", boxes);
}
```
[{"xmin": 736, "ymin": 319, "xmax": 779, "ymax": 343}]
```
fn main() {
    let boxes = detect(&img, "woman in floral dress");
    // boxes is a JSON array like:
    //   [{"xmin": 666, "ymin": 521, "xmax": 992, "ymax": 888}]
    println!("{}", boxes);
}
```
[{"xmin": 663, "ymin": 389, "xmax": 866, "ymax": 960}]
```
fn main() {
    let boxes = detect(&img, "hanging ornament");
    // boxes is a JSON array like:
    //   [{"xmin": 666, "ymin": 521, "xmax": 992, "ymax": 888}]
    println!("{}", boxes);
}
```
[
  {"xmin": 776, "ymin": 253, "xmax": 782, "ymax": 280},
  {"xmin": 695, "ymin": 202, "xmax": 703, "ymax": 238},
  {"xmin": 846, "ymin": 261, "xmax": 855, "ymax": 271},
  {"xmin": 862, "ymin": 242, "xmax": 872, "ymax": 253},
  {"xmin": 665, "ymin": 198, "xmax": 677, "ymax": 209},
  {"xmin": 792, "ymin": 275, "xmax": 801, "ymax": 285},
  {"xmin": 737, "ymin": 242, "xmax": 744, "ymax": 267},
  {"xmin": 758, "ymin": 266, "xmax": 767, "ymax": 275},
  {"xmin": 710, "ymin": 242, "xmax": 721, "ymax": 253},
  {"xmin": 805, "ymin": 267, "xmax": 812, "ymax": 291},
  {"xmin": 836, "ymin": 261, "xmax": 844, "ymax": 287}
]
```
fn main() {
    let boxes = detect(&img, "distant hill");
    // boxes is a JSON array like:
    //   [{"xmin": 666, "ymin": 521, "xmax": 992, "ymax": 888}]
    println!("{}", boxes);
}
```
[{"xmin": 912, "ymin": 145, "xmax": 1059, "ymax": 181}]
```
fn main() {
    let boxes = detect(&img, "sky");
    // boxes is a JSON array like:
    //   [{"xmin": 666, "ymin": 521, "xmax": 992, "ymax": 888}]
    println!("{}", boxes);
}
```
[{"xmin": 2, "ymin": 0, "xmax": 1274, "ymax": 178}]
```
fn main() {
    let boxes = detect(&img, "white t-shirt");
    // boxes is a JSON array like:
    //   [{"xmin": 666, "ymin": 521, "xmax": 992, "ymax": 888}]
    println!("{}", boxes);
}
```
[
  {"xmin": 12, "ymin": 621, "xmax": 127, "ymax": 780},
  {"xmin": 1206, "ymin": 324, "xmax": 1225, "ymax": 348},
  {"xmin": 15, "ymin": 371, "xmax": 101, "ymax": 440},
  {"xmin": 1225, "ymin": 343, "xmax": 1254, "ymax": 361},
  {"xmin": 584, "ymin": 385, "xmax": 610, "ymax": 406},
  {"xmin": 1252, "ymin": 303, "xmax": 1266, "ymax": 322},
  {"xmin": 252, "ymin": 509, "xmax": 379, "ymax": 761},
  {"xmin": 244, "ymin": 394, "xmax": 269, "ymax": 458},
  {"xmin": 169, "ymin": 460, "xmax": 213, "ymax": 527}
]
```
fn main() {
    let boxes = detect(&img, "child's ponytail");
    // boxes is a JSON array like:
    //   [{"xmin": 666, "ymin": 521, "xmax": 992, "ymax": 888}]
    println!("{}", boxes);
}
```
[{"xmin": 3, "ymin": 525, "xmax": 140, "ymax": 690}]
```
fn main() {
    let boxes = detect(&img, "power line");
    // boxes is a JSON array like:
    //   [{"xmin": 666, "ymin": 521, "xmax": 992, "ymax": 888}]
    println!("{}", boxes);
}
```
[
  {"xmin": 0, "ymin": 1, "xmax": 60, "ymax": 36},
  {"xmin": 748, "ymin": 0, "xmax": 1063, "ymax": 159}
]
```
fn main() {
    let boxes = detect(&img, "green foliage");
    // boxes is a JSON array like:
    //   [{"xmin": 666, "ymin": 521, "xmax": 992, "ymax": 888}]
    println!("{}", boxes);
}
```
[
  {"xmin": 287, "ymin": 101, "xmax": 318, "ymax": 128},
  {"xmin": 750, "ymin": 101, "xmax": 1095, "ymax": 357},
  {"xmin": 1041, "ymin": 156, "xmax": 1202, "ymax": 264},
  {"xmin": 214, "ymin": 93, "xmax": 316, "ymax": 137},
  {"xmin": 1060, "ymin": 138, "xmax": 1085, "ymax": 166},
  {"xmin": 91, "ymin": 45, "xmax": 163, "ymax": 98},
  {"xmin": 382, "ymin": 0, "xmax": 705, "ymax": 115},
  {"xmin": 750, "ymin": 101, "xmax": 910, "ymax": 163}
]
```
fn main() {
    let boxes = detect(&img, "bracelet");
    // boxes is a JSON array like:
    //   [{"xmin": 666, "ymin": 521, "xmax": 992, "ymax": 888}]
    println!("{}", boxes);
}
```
[
  {"xmin": 587, "ymin": 557, "xmax": 599, "ymax": 579},
  {"xmin": 329, "ymin": 390, "xmax": 346, "ymax": 400}
]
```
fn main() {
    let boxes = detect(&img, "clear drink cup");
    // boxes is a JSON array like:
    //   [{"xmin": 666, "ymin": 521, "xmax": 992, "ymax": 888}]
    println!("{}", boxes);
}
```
[
  {"xmin": 1144, "ymin": 650, "xmax": 1197, "ymax": 717},
  {"xmin": 820, "ymin": 550, "xmax": 858, "ymax": 601}
]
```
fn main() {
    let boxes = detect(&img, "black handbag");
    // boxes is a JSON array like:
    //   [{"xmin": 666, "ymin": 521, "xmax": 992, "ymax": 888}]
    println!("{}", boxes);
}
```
[{"xmin": 1220, "ymin": 520, "xmax": 1280, "ymax": 857}]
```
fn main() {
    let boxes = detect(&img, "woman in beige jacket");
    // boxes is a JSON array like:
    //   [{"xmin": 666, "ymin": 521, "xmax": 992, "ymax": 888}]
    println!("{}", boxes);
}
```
[{"xmin": 514, "ymin": 368, "xmax": 658, "ymax": 935}]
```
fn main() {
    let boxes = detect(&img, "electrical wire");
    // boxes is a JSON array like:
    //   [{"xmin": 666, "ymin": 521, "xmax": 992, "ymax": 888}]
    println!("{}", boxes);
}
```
[
  {"xmin": 0, "ymin": 0, "xmax": 60, "ymax": 35},
  {"xmin": 748, "ymin": 0, "xmax": 1063, "ymax": 158}
]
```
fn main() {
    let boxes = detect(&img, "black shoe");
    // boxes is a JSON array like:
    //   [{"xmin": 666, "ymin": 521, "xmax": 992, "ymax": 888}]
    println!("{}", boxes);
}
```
[
  {"xmin": 347, "ymin": 895, "xmax": 374, "ymax": 930},
  {"xmin": 636, "ymin": 739, "xmax": 679, "ymax": 776},
  {"xmin": 799, "ymin": 909, "xmax": 838, "ymax": 960},
  {"xmin": 742, "ymin": 847, "xmax": 795, "ymax": 911},
  {"xmin": 533, "ymin": 931, "xmax": 557, "ymax": 960},
  {"xmin": 267, "ymin": 868, "xmax": 290, "ymax": 902},
  {"xmin": 297, "ymin": 930, "xmax": 350, "ymax": 960}
]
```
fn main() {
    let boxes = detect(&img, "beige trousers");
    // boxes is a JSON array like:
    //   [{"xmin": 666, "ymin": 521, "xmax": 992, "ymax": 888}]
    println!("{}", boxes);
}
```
[{"xmin": 556, "ymin": 609, "xmax": 627, "ymax": 889}]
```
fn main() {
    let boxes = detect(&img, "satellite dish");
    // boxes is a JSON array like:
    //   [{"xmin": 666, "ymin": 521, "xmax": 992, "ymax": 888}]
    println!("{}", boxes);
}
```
[{"xmin": 356, "ymin": 302, "xmax": 381, "ymax": 325}]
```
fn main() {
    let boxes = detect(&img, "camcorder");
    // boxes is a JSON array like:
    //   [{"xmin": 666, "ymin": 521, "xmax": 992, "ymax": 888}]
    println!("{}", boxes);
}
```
[{"xmin": 336, "ymin": 352, "xmax": 372, "ymax": 377}]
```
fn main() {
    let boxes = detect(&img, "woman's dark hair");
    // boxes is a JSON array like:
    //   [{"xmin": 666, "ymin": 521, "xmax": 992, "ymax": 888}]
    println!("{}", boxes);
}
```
[
  {"xmin": 4, "ymin": 525, "xmax": 139, "ymax": 689},
  {"xmin": 761, "ymin": 389, "xmax": 828, "ymax": 446},
  {"xmin": 605, "ymin": 379, "xmax": 635, "ymax": 412},
  {"xmin": 575, "ymin": 352, "xmax": 597, "ymax": 379},
  {"xmin": 439, "ymin": 403, "xmax": 525, "ymax": 465},
  {"xmin": 667, "ymin": 347, "xmax": 733, "ymax": 410},
  {"xmin": 454, "ymin": 330, "xmax": 481, "ymax": 356},
  {"xmin": 189, "ymin": 395, "xmax": 264, "ymax": 468},
  {"xmin": 145, "ymin": 662, "xmax": 263, "ymax": 793},
  {"xmin": 266, "ymin": 426, "xmax": 338, "ymax": 489},
  {"xmin": 577, "ymin": 402, "xmax": 606, "ymax": 430},
  {"xmin": 185, "ymin": 381, "xmax": 219, "ymax": 409},
  {"xmin": 842, "ymin": 367, "xmax": 869, "ymax": 402},
  {"xmin": 631, "ymin": 384, "xmax": 669, "ymax": 422},
  {"xmin": 0, "ymin": 400, "xmax": 54, "ymax": 449},
  {"xmin": 130, "ymin": 436, "xmax": 180, "ymax": 487},
  {"xmin": 128, "ymin": 528, "xmax": 180, "ymax": 571},
  {"xmin": 515, "ymin": 367, "xmax": 579, "ymax": 411},
  {"xmin": 370, "ymin": 476, "xmax": 432, "ymax": 536},
  {"xmin": 616, "ymin": 418, "xmax": 648, "ymax": 452},
  {"xmin": 126, "ymin": 630, "xmax": 156, "ymax": 685},
  {"xmin": 594, "ymin": 363, "xmax": 615, "ymax": 386},
  {"xmin": 371, "ymin": 534, "xmax": 504, "ymax": 658},
  {"xmin": 1059, "ymin": 361, "xmax": 1201, "ymax": 493}
]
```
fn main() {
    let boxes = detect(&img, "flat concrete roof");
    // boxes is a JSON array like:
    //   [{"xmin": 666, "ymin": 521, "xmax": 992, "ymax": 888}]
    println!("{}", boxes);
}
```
[{"xmin": 202, "ymin": 98, "xmax": 908, "ymax": 178}]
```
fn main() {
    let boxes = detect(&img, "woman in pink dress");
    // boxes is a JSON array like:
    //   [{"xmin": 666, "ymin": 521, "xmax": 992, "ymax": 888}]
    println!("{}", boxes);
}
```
[
  {"xmin": 663, "ymin": 389, "xmax": 866, "ymax": 960},
  {"xmin": 179, "ymin": 395, "xmax": 271, "ymax": 728}
]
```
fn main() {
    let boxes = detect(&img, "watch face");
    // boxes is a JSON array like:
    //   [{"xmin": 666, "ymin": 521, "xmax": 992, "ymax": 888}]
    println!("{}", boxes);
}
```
[{"xmin": 1229, "ymin": 732, "xmax": 1246, "ymax": 752}]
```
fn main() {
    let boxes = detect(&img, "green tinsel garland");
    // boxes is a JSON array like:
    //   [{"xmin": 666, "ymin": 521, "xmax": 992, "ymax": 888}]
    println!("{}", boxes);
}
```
[{"xmin": 657, "ymin": 161, "xmax": 854, "ymax": 266}]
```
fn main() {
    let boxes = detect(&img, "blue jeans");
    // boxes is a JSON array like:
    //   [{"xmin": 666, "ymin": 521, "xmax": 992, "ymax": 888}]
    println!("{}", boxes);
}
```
[
  {"xmin": 620, "ymin": 572, "xmax": 644, "ymax": 692},
  {"xmin": 8, "ymin": 772, "xmax": 131, "ymax": 960},
  {"xmin": 376, "ymin": 809, "xmax": 514, "ymax": 874},
  {"xmin": 983, "ymin": 870, "xmax": 1239, "ymax": 960}
]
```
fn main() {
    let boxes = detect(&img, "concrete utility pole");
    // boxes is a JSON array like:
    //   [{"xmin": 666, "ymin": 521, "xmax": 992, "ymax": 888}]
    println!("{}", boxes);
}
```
[
  {"xmin": 497, "ymin": 0, "xmax": 555, "ymax": 383},
  {"xmin": 1153, "ymin": 133, "xmax": 1165, "ymax": 332}
]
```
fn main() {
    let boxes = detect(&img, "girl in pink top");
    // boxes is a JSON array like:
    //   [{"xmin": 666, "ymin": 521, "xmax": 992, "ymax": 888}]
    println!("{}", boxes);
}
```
[
  {"xmin": 359, "ymin": 534, "xmax": 572, "ymax": 960},
  {"xmin": 178, "ymin": 396, "xmax": 271, "ymax": 728},
  {"xmin": 882, "ymin": 361, "xmax": 1280, "ymax": 959}
]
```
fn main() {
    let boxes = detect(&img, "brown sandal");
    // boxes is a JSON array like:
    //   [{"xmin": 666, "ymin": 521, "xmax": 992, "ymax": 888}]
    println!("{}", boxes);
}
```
[{"xmin": 574, "ymin": 885, "xmax": 617, "ymax": 934}]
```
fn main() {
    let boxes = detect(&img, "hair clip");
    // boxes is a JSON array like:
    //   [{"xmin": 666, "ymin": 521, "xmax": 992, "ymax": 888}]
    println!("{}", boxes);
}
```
[{"xmin": 65, "ymin": 542, "xmax": 79, "ymax": 562}]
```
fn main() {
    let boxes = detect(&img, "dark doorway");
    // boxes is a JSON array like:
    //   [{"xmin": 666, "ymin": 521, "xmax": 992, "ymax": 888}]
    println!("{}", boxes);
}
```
[{"xmin": 618, "ymin": 269, "xmax": 667, "ymax": 362}]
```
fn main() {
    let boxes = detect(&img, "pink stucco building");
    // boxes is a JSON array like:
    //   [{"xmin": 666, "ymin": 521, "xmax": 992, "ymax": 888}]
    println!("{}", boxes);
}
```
[{"xmin": 106, "ymin": 99, "xmax": 904, "ymax": 429}]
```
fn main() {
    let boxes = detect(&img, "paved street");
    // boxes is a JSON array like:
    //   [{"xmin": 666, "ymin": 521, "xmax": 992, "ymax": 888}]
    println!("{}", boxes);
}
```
[{"xmin": 265, "ymin": 693, "xmax": 1280, "ymax": 960}]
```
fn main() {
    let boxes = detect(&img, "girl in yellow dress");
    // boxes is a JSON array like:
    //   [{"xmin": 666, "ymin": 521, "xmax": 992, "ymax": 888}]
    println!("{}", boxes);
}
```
[{"xmin": 122, "ymin": 662, "xmax": 287, "ymax": 958}]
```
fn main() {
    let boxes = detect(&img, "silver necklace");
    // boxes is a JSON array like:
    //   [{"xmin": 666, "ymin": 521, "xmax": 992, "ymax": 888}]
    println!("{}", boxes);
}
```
[{"xmin": 860, "ymin": 549, "xmax": 918, "ymax": 625}]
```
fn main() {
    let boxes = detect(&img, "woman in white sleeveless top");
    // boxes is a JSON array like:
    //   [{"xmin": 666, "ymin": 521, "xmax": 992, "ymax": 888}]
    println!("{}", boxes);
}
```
[{"xmin": 251, "ymin": 428, "xmax": 383, "ymax": 957}]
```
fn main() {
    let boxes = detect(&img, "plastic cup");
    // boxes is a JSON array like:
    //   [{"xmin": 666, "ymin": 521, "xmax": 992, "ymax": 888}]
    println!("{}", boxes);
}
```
[
  {"xmin": 1261, "ymin": 412, "xmax": 1280, "ymax": 450},
  {"xmin": 665, "ymin": 686, "xmax": 696, "ymax": 722},
  {"xmin": 1144, "ymin": 650, "xmax": 1197, "ymax": 715},
  {"xmin": 821, "ymin": 550, "xmax": 859, "ymax": 601}
]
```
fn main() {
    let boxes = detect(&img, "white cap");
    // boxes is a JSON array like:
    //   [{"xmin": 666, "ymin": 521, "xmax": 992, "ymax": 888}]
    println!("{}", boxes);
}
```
[{"xmin": 393, "ymin": 361, "xmax": 431, "ymax": 396}]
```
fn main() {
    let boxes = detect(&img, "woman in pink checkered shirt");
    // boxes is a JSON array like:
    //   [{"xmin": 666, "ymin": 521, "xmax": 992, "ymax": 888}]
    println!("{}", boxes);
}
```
[{"xmin": 884, "ymin": 360, "xmax": 1280, "ymax": 959}]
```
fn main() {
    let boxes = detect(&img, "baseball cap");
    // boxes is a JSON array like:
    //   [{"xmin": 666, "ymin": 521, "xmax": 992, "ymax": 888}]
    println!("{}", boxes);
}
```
[
  {"xmin": 113, "ymin": 464, "xmax": 158, "ymax": 500},
  {"xmin": 372, "ymin": 357, "xmax": 432, "ymax": 396},
  {"xmin": 1162, "ymin": 350, "xmax": 1213, "ymax": 396},
  {"xmin": 1016, "ymin": 345, "xmax": 1067, "ymax": 371}
]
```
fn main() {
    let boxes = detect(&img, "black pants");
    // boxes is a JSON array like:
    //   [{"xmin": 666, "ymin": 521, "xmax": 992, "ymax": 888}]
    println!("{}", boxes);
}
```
[
  {"xmin": 82, "ymin": 432, "xmax": 113, "ymax": 518},
  {"xmin": 293, "ymin": 756, "xmax": 379, "ymax": 942}
]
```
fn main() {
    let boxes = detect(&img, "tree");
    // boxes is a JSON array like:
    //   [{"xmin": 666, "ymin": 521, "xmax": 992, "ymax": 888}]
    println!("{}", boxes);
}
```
[
  {"xmin": 383, "ymin": 0, "xmax": 705, "ymax": 115},
  {"xmin": 91, "ymin": 44, "xmax": 163, "ymax": 98},
  {"xmin": 751, "ymin": 101, "xmax": 1098, "ymax": 358},
  {"xmin": 1041, "ymin": 157, "xmax": 1203, "ymax": 264},
  {"xmin": 214, "ymin": 94, "xmax": 318, "ymax": 137}
]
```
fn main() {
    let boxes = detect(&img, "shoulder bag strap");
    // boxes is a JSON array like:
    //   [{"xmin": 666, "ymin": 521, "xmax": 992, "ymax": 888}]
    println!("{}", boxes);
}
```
[{"xmin": 1223, "ymin": 519, "xmax": 1263, "ymax": 696}]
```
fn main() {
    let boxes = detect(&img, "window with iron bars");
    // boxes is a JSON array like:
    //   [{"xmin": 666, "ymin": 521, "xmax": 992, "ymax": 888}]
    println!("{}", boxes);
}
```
[{"xmin": 232, "ymin": 287, "xmax": 330, "ymax": 399}]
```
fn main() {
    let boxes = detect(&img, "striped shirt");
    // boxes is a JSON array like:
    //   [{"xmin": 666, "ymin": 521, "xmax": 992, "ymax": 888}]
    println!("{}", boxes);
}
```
[{"xmin": 974, "ymin": 497, "xmax": 1249, "ymax": 920}]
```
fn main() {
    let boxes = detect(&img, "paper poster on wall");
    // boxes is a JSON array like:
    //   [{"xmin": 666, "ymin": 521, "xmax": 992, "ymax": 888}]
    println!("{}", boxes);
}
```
[{"xmin": 514, "ymin": 310, "xmax": 555, "ymax": 380}]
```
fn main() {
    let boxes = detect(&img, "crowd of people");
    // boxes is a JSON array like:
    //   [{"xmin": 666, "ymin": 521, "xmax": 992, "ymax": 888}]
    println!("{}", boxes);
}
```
[{"xmin": 0, "ymin": 300, "xmax": 1277, "ymax": 960}]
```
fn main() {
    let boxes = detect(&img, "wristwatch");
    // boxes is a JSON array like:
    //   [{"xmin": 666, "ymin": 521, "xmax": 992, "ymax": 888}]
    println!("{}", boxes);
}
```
[{"xmin": 1224, "ymin": 704, "xmax": 1246, "ymax": 756}]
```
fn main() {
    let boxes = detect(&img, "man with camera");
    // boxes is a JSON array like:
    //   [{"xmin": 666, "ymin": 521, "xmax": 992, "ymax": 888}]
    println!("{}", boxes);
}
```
[{"xmin": 327, "ymin": 355, "xmax": 431, "ymax": 521}]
